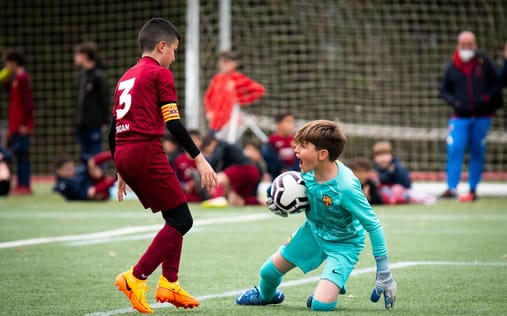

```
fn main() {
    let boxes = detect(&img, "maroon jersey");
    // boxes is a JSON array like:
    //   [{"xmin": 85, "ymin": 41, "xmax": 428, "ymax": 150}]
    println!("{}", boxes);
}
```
[
  {"xmin": 268, "ymin": 133, "xmax": 296, "ymax": 168},
  {"xmin": 112, "ymin": 57, "xmax": 180, "ymax": 143},
  {"xmin": 8, "ymin": 72, "xmax": 34, "ymax": 134}
]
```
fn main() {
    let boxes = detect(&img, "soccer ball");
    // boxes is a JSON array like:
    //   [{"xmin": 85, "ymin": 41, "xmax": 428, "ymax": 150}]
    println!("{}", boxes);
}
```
[{"xmin": 270, "ymin": 171, "xmax": 308, "ymax": 214}]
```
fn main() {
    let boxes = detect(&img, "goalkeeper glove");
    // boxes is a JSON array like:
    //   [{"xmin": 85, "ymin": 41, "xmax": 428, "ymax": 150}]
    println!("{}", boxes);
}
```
[
  {"xmin": 266, "ymin": 185, "xmax": 288, "ymax": 218},
  {"xmin": 371, "ymin": 256, "xmax": 397, "ymax": 309}
]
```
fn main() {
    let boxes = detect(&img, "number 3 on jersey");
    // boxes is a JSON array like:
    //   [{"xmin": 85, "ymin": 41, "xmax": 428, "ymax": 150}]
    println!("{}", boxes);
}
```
[{"xmin": 116, "ymin": 78, "xmax": 136, "ymax": 119}]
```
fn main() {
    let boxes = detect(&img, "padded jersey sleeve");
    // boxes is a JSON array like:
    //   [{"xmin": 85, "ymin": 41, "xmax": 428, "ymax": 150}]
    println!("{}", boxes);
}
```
[{"xmin": 342, "ymin": 177, "xmax": 388, "ymax": 257}]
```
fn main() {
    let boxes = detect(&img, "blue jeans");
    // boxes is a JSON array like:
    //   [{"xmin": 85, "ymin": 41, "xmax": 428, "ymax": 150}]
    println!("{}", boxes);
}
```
[
  {"xmin": 446, "ymin": 117, "xmax": 492, "ymax": 192},
  {"xmin": 76, "ymin": 127, "xmax": 103, "ymax": 162},
  {"xmin": 11, "ymin": 133, "xmax": 31, "ymax": 188}
]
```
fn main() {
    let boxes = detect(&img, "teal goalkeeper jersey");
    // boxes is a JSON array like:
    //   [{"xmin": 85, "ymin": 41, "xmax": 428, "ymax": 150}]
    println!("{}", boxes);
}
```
[{"xmin": 302, "ymin": 161, "xmax": 388, "ymax": 257}]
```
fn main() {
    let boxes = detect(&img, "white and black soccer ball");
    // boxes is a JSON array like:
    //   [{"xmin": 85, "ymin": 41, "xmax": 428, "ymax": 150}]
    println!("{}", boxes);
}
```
[{"xmin": 270, "ymin": 171, "xmax": 308, "ymax": 214}]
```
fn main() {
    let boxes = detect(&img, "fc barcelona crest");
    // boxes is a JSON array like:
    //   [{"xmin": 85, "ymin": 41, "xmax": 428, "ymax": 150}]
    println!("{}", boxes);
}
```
[{"xmin": 322, "ymin": 195, "xmax": 332, "ymax": 207}]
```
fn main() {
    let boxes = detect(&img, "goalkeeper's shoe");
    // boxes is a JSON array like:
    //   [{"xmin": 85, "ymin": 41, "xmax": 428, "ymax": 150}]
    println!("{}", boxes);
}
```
[
  {"xmin": 236, "ymin": 286, "xmax": 285, "ymax": 305},
  {"xmin": 155, "ymin": 275, "xmax": 200, "ymax": 309},
  {"xmin": 115, "ymin": 268, "xmax": 153, "ymax": 314}
]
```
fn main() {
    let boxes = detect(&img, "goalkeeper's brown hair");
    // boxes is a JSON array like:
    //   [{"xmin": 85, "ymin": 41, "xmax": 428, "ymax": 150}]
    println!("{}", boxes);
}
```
[{"xmin": 294, "ymin": 119, "xmax": 346, "ymax": 161}]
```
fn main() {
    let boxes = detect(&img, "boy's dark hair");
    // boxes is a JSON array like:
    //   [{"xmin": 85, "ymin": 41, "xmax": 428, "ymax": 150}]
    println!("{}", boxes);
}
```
[
  {"xmin": 74, "ymin": 41, "xmax": 98, "ymax": 61},
  {"xmin": 351, "ymin": 157, "xmax": 373, "ymax": 171},
  {"xmin": 275, "ymin": 113, "xmax": 294, "ymax": 124},
  {"xmin": 138, "ymin": 18, "xmax": 181, "ymax": 52},
  {"xmin": 3, "ymin": 49, "xmax": 24, "ymax": 66},
  {"xmin": 294, "ymin": 120, "xmax": 346, "ymax": 161},
  {"xmin": 218, "ymin": 50, "xmax": 239, "ymax": 62},
  {"xmin": 201, "ymin": 134, "xmax": 217, "ymax": 149},
  {"xmin": 55, "ymin": 156, "xmax": 74, "ymax": 170}
]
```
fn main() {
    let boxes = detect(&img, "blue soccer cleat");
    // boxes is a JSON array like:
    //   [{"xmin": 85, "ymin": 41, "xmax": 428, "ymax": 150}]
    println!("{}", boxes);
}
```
[{"xmin": 236, "ymin": 286, "xmax": 285, "ymax": 305}]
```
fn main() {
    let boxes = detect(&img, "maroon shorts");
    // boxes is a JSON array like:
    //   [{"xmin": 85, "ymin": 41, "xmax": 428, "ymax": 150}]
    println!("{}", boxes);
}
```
[
  {"xmin": 224, "ymin": 164, "xmax": 260, "ymax": 204},
  {"xmin": 115, "ymin": 141, "xmax": 186, "ymax": 212}
]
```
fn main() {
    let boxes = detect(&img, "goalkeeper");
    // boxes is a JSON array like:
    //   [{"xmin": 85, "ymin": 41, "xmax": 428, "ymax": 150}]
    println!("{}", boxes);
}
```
[{"xmin": 236, "ymin": 120, "xmax": 397, "ymax": 311}]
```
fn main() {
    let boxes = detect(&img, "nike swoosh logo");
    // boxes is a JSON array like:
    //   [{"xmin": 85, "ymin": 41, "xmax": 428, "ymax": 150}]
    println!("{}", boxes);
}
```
[
  {"xmin": 124, "ymin": 276, "xmax": 132, "ymax": 291},
  {"xmin": 332, "ymin": 269, "xmax": 342, "ymax": 275}
]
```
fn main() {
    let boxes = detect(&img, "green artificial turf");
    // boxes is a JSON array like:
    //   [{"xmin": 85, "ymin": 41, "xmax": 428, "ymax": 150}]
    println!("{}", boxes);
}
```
[{"xmin": 0, "ymin": 184, "xmax": 506, "ymax": 315}]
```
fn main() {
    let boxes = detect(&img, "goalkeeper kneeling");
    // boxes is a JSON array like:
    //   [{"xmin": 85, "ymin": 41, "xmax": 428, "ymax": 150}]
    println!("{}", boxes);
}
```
[{"xmin": 236, "ymin": 120, "xmax": 397, "ymax": 311}]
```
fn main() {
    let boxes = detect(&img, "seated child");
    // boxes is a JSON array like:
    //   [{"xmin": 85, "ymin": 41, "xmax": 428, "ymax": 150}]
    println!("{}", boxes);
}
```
[
  {"xmin": 351, "ymin": 157, "xmax": 383, "ymax": 205},
  {"xmin": 161, "ymin": 134, "xmax": 182, "ymax": 166},
  {"xmin": 372, "ymin": 142, "xmax": 435, "ymax": 205},
  {"xmin": 0, "ymin": 147, "xmax": 12, "ymax": 196},
  {"xmin": 172, "ymin": 130, "xmax": 209, "ymax": 202},
  {"xmin": 262, "ymin": 113, "xmax": 299, "ymax": 178},
  {"xmin": 54, "ymin": 151, "xmax": 115, "ymax": 201},
  {"xmin": 244, "ymin": 139, "xmax": 272, "ymax": 204},
  {"xmin": 201, "ymin": 134, "xmax": 260, "ymax": 207}
]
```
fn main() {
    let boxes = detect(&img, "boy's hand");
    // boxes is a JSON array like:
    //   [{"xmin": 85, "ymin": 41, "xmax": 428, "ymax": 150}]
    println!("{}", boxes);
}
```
[
  {"xmin": 266, "ymin": 185, "xmax": 288, "ymax": 217},
  {"xmin": 370, "ymin": 271, "xmax": 397, "ymax": 309},
  {"xmin": 195, "ymin": 154, "xmax": 217, "ymax": 190},
  {"xmin": 117, "ymin": 173, "xmax": 127, "ymax": 202}
]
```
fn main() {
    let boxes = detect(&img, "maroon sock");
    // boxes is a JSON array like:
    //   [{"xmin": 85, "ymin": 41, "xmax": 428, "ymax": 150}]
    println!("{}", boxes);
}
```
[
  {"xmin": 91, "ymin": 151, "xmax": 112, "ymax": 165},
  {"xmin": 133, "ymin": 224, "xmax": 182, "ymax": 280},
  {"xmin": 161, "ymin": 233, "xmax": 183, "ymax": 282}
]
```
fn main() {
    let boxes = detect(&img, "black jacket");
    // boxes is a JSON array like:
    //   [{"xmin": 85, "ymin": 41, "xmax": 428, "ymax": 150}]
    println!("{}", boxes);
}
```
[
  {"xmin": 76, "ymin": 67, "xmax": 110, "ymax": 129},
  {"xmin": 440, "ymin": 51, "xmax": 502, "ymax": 117},
  {"xmin": 374, "ymin": 157, "xmax": 412, "ymax": 189}
]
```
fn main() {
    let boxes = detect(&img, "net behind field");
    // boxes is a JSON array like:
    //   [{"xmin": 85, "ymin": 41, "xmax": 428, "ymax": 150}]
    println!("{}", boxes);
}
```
[{"xmin": 0, "ymin": 0, "xmax": 506, "ymax": 176}]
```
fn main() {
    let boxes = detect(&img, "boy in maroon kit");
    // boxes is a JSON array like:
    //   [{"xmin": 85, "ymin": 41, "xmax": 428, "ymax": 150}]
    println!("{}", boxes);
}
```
[
  {"xmin": 3, "ymin": 50, "xmax": 34, "ymax": 195},
  {"xmin": 109, "ymin": 18, "xmax": 217, "ymax": 313},
  {"xmin": 262, "ymin": 113, "xmax": 298, "ymax": 178}
]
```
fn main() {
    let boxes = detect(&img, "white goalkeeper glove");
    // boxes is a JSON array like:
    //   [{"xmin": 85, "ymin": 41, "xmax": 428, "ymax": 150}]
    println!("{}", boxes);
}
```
[
  {"xmin": 371, "ymin": 256, "xmax": 397, "ymax": 309},
  {"xmin": 266, "ymin": 185, "xmax": 288, "ymax": 217}
]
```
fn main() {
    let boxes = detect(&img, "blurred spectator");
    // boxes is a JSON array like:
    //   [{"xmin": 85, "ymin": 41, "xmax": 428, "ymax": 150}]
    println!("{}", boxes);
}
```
[
  {"xmin": 244, "ymin": 139, "xmax": 271, "ymax": 204},
  {"xmin": 439, "ymin": 31, "xmax": 502, "ymax": 202},
  {"xmin": 201, "ymin": 134, "xmax": 260, "ymax": 207},
  {"xmin": 371, "ymin": 143, "xmax": 435, "ymax": 205},
  {"xmin": 161, "ymin": 134, "xmax": 182, "ymax": 166},
  {"xmin": 172, "ymin": 130, "xmax": 209, "ymax": 202},
  {"xmin": 0, "ymin": 147, "xmax": 12, "ymax": 196},
  {"xmin": 351, "ymin": 157, "xmax": 383, "ymax": 205},
  {"xmin": 3, "ymin": 49, "xmax": 34, "ymax": 195},
  {"xmin": 204, "ymin": 51, "xmax": 265, "ymax": 134},
  {"xmin": 498, "ymin": 43, "xmax": 507, "ymax": 130},
  {"xmin": 262, "ymin": 113, "xmax": 299, "ymax": 178},
  {"xmin": 74, "ymin": 42, "xmax": 110, "ymax": 162},
  {"xmin": 54, "ymin": 151, "xmax": 115, "ymax": 201},
  {"xmin": 372, "ymin": 141, "xmax": 411, "ymax": 189}
]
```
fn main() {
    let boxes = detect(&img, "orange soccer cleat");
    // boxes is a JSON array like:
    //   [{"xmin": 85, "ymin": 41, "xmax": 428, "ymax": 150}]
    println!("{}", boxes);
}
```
[
  {"xmin": 115, "ymin": 268, "xmax": 153, "ymax": 314},
  {"xmin": 155, "ymin": 275, "xmax": 200, "ymax": 309}
]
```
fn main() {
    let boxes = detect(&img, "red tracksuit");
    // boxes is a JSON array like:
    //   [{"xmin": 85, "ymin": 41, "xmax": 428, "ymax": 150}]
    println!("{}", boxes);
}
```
[{"xmin": 8, "ymin": 72, "xmax": 34, "ymax": 134}]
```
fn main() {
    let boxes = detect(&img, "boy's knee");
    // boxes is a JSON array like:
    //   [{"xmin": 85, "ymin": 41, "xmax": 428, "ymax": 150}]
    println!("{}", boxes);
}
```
[
  {"xmin": 162, "ymin": 203, "xmax": 193, "ymax": 235},
  {"xmin": 260, "ymin": 257, "xmax": 283, "ymax": 281},
  {"xmin": 311, "ymin": 298, "xmax": 337, "ymax": 311}
]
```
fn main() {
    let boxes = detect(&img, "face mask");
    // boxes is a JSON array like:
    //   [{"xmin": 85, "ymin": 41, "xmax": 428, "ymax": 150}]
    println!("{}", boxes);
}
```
[{"xmin": 459, "ymin": 49, "xmax": 475, "ymax": 62}]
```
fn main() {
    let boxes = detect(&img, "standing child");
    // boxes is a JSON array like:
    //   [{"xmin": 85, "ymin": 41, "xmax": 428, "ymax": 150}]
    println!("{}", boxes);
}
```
[
  {"xmin": 73, "ymin": 41, "xmax": 110, "ymax": 161},
  {"xmin": 236, "ymin": 120, "xmax": 397, "ymax": 311},
  {"xmin": 203, "ymin": 51, "xmax": 265, "ymax": 134},
  {"xmin": 3, "ymin": 49, "xmax": 34, "ymax": 195},
  {"xmin": 109, "ymin": 18, "xmax": 217, "ymax": 314}
]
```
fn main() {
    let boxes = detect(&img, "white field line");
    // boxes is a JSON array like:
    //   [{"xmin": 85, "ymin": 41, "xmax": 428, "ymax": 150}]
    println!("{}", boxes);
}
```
[
  {"xmin": 0, "ymin": 214, "xmax": 271, "ymax": 249},
  {"xmin": 84, "ymin": 260, "xmax": 507, "ymax": 316}
]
